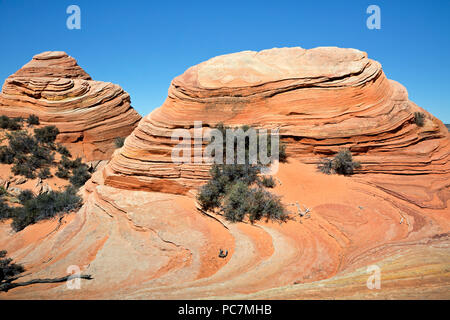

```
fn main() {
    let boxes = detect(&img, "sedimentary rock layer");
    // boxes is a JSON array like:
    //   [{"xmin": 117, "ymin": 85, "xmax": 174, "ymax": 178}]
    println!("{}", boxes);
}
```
[
  {"xmin": 0, "ymin": 51, "xmax": 141, "ymax": 161},
  {"xmin": 0, "ymin": 47, "xmax": 448, "ymax": 300},
  {"xmin": 104, "ymin": 47, "xmax": 450, "ymax": 193}
]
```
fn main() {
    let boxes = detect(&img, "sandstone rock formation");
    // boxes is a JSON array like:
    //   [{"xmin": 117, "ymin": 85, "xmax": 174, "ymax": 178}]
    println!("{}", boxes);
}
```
[
  {"xmin": 0, "ymin": 51, "xmax": 141, "ymax": 161},
  {"xmin": 104, "ymin": 47, "xmax": 450, "ymax": 194},
  {"xmin": 1, "ymin": 47, "xmax": 449, "ymax": 299}
]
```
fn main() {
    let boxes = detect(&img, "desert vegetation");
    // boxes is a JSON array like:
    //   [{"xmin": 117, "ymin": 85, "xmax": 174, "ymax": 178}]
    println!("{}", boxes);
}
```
[
  {"xmin": 0, "ymin": 115, "xmax": 90, "ymax": 231},
  {"xmin": 197, "ymin": 123, "xmax": 289, "ymax": 223},
  {"xmin": 0, "ymin": 250, "xmax": 25, "ymax": 289},
  {"xmin": 414, "ymin": 112, "xmax": 426, "ymax": 127},
  {"xmin": 0, "ymin": 249, "xmax": 91, "ymax": 292},
  {"xmin": 318, "ymin": 149, "xmax": 361, "ymax": 175},
  {"xmin": 114, "ymin": 136, "xmax": 126, "ymax": 148}
]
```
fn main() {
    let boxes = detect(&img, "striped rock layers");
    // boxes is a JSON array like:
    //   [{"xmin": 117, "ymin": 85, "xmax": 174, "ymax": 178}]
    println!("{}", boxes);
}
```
[
  {"xmin": 0, "ymin": 51, "xmax": 141, "ymax": 161},
  {"xmin": 103, "ymin": 47, "xmax": 450, "ymax": 194}
]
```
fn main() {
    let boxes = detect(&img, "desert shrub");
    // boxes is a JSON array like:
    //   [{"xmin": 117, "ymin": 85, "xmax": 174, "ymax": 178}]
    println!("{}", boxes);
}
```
[
  {"xmin": 0, "ymin": 115, "xmax": 23, "ymax": 130},
  {"xmin": 56, "ymin": 144, "xmax": 71, "ymax": 157},
  {"xmin": 318, "ymin": 149, "xmax": 361, "ymax": 175},
  {"xmin": 414, "ymin": 112, "xmax": 425, "ymax": 127},
  {"xmin": 114, "ymin": 136, "xmax": 125, "ymax": 148},
  {"xmin": 6, "ymin": 131, "xmax": 37, "ymax": 155},
  {"xmin": 60, "ymin": 156, "xmax": 83, "ymax": 170},
  {"xmin": 0, "ymin": 199, "xmax": 12, "ymax": 220},
  {"xmin": 10, "ymin": 186, "xmax": 82, "ymax": 232},
  {"xmin": 30, "ymin": 145, "xmax": 55, "ymax": 167},
  {"xmin": 0, "ymin": 146, "xmax": 15, "ymax": 164},
  {"xmin": 318, "ymin": 158, "xmax": 333, "ymax": 175},
  {"xmin": 34, "ymin": 126, "xmax": 59, "ymax": 144},
  {"xmin": 18, "ymin": 190, "xmax": 34, "ymax": 204},
  {"xmin": 222, "ymin": 182, "xmax": 288, "ymax": 223},
  {"xmin": 0, "ymin": 250, "xmax": 25, "ymax": 284},
  {"xmin": 197, "ymin": 123, "xmax": 289, "ymax": 223},
  {"xmin": 26, "ymin": 114, "xmax": 40, "ymax": 126},
  {"xmin": 260, "ymin": 176, "xmax": 276, "ymax": 188},
  {"xmin": 69, "ymin": 165, "xmax": 91, "ymax": 188},
  {"xmin": 211, "ymin": 123, "xmax": 287, "ymax": 165},
  {"xmin": 38, "ymin": 167, "xmax": 52, "ymax": 180},
  {"xmin": 197, "ymin": 163, "xmax": 287, "ymax": 223},
  {"xmin": 11, "ymin": 162, "xmax": 36, "ymax": 179},
  {"xmin": 55, "ymin": 165, "xmax": 70, "ymax": 179}
]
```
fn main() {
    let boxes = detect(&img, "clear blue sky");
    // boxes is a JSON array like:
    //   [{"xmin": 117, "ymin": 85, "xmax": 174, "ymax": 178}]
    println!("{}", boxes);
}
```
[{"xmin": 0, "ymin": 0, "xmax": 449, "ymax": 122}]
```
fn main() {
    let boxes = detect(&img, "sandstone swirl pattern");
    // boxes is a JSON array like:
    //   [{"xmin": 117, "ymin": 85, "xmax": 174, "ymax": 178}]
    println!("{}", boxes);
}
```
[
  {"xmin": 0, "ymin": 51, "xmax": 141, "ymax": 161},
  {"xmin": 1, "ymin": 47, "xmax": 449, "ymax": 299}
]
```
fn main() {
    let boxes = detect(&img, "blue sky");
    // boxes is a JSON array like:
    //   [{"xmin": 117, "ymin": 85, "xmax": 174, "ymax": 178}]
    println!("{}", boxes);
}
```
[{"xmin": 0, "ymin": 0, "xmax": 449, "ymax": 122}]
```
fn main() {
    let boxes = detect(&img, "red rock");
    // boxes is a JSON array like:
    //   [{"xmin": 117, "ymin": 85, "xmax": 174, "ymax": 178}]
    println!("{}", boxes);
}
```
[
  {"xmin": 1, "ymin": 47, "xmax": 449, "ymax": 300},
  {"xmin": 0, "ymin": 51, "xmax": 141, "ymax": 161}
]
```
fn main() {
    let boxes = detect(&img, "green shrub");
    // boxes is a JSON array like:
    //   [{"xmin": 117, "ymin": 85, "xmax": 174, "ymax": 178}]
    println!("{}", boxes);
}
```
[
  {"xmin": 0, "ymin": 250, "xmax": 25, "ymax": 284},
  {"xmin": 0, "ymin": 146, "xmax": 15, "ymax": 164},
  {"xmin": 318, "ymin": 149, "xmax": 361, "ymax": 175},
  {"xmin": 260, "ymin": 176, "xmax": 276, "ymax": 188},
  {"xmin": 197, "ymin": 163, "xmax": 287, "ymax": 223},
  {"xmin": 414, "ymin": 112, "xmax": 425, "ymax": 127},
  {"xmin": 38, "ymin": 167, "xmax": 52, "ymax": 180},
  {"xmin": 114, "ymin": 136, "xmax": 125, "ymax": 148},
  {"xmin": 56, "ymin": 144, "xmax": 71, "ymax": 157},
  {"xmin": 6, "ymin": 131, "xmax": 37, "ymax": 155},
  {"xmin": 0, "ymin": 115, "xmax": 23, "ymax": 130},
  {"xmin": 69, "ymin": 165, "xmax": 91, "ymax": 188},
  {"xmin": 211, "ymin": 123, "xmax": 287, "ymax": 165},
  {"xmin": 26, "ymin": 114, "xmax": 40, "ymax": 126},
  {"xmin": 10, "ymin": 187, "xmax": 82, "ymax": 232},
  {"xmin": 34, "ymin": 126, "xmax": 59, "ymax": 144},
  {"xmin": 0, "ymin": 199, "xmax": 12, "ymax": 220},
  {"xmin": 222, "ymin": 182, "xmax": 287, "ymax": 223},
  {"xmin": 55, "ymin": 165, "xmax": 70, "ymax": 179},
  {"xmin": 18, "ymin": 190, "xmax": 34, "ymax": 204},
  {"xmin": 11, "ymin": 162, "xmax": 36, "ymax": 179}
]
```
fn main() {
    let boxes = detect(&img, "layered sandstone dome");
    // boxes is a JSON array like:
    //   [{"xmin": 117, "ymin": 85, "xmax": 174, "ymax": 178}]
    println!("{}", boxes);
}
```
[
  {"xmin": 104, "ymin": 47, "xmax": 450, "ymax": 194},
  {"xmin": 1, "ymin": 47, "xmax": 449, "ymax": 299},
  {"xmin": 0, "ymin": 51, "xmax": 141, "ymax": 161}
]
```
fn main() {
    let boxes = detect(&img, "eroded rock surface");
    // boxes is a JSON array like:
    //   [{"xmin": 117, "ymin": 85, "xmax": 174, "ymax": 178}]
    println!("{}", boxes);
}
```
[
  {"xmin": 1, "ymin": 47, "xmax": 449, "ymax": 299},
  {"xmin": 0, "ymin": 51, "xmax": 141, "ymax": 161}
]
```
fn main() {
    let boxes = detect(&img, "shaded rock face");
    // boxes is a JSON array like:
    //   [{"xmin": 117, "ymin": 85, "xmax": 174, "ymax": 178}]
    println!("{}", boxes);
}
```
[
  {"xmin": 104, "ymin": 47, "xmax": 450, "ymax": 194},
  {"xmin": 0, "ymin": 51, "xmax": 141, "ymax": 161}
]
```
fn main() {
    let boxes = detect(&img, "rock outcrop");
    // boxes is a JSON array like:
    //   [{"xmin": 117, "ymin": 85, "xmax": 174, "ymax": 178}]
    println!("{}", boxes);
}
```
[
  {"xmin": 1, "ymin": 47, "xmax": 449, "ymax": 299},
  {"xmin": 103, "ymin": 47, "xmax": 449, "ymax": 194},
  {"xmin": 0, "ymin": 51, "xmax": 141, "ymax": 161}
]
